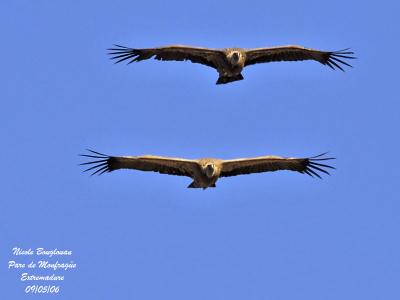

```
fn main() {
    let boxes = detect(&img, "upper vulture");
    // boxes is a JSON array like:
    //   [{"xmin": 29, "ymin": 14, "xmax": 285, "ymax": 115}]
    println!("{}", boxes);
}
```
[
  {"xmin": 108, "ymin": 44, "xmax": 355, "ymax": 84},
  {"xmin": 80, "ymin": 150, "xmax": 335, "ymax": 189}
]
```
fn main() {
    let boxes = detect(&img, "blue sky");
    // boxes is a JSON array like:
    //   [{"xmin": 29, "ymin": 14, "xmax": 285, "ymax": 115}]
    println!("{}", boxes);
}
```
[{"xmin": 1, "ymin": 0, "xmax": 399, "ymax": 299}]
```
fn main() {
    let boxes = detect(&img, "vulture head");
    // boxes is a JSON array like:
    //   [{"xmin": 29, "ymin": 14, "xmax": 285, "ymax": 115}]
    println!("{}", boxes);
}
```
[
  {"xmin": 204, "ymin": 163, "xmax": 216, "ymax": 178},
  {"xmin": 228, "ymin": 51, "xmax": 242, "ymax": 65}
]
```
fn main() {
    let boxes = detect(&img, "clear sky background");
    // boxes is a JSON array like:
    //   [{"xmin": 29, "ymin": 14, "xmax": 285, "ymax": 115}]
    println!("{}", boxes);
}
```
[{"xmin": 1, "ymin": 0, "xmax": 399, "ymax": 299}]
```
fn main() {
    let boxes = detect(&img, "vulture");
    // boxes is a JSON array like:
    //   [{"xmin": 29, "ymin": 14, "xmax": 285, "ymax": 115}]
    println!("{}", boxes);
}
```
[
  {"xmin": 80, "ymin": 150, "xmax": 335, "ymax": 189},
  {"xmin": 108, "ymin": 44, "xmax": 355, "ymax": 84}
]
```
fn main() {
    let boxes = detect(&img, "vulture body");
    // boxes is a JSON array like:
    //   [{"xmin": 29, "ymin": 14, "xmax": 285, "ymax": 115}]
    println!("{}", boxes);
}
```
[
  {"xmin": 81, "ymin": 150, "xmax": 335, "ymax": 189},
  {"xmin": 108, "ymin": 44, "xmax": 355, "ymax": 84}
]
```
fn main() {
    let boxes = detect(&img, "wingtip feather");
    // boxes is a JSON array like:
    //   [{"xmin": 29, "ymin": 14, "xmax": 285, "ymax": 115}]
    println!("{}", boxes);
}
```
[
  {"xmin": 80, "ymin": 150, "xmax": 111, "ymax": 176},
  {"xmin": 303, "ymin": 153, "xmax": 336, "ymax": 179}
]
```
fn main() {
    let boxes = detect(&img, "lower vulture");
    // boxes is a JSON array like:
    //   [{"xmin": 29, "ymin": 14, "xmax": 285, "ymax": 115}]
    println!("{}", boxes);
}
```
[{"xmin": 80, "ymin": 150, "xmax": 335, "ymax": 189}]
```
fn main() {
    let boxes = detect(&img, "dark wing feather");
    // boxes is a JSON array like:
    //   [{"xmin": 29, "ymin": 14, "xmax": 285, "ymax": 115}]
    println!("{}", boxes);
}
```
[
  {"xmin": 80, "ymin": 149, "xmax": 198, "ymax": 178},
  {"xmin": 220, "ymin": 153, "xmax": 335, "ymax": 179},
  {"xmin": 108, "ymin": 44, "xmax": 225, "ymax": 69},
  {"xmin": 245, "ymin": 46, "xmax": 355, "ymax": 71}
]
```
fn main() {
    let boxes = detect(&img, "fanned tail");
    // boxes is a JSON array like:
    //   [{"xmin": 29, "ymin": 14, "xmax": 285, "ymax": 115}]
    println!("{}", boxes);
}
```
[{"xmin": 216, "ymin": 73, "xmax": 244, "ymax": 85}]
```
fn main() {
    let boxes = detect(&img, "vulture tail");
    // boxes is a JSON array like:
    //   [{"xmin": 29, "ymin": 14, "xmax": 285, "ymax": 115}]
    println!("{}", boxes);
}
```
[
  {"xmin": 187, "ymin": 182, "xmax": 217, "ymax": 189},
  {"xmin": 187, "ymin": 181, "xmax": 200, "ymax": 188},
  {"xmin": 216, "ymin": 73, "xmax": 244, "ymax": 85}
]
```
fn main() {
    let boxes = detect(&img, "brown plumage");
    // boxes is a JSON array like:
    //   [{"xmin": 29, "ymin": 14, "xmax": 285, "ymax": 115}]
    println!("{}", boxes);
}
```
[
  {"xmin": 80, "ymin": 150, "xmax": 335, "ymax": 189},
  {"xmin": 108, "ymin": 44, "xmax": 355, "ymax": 84}
]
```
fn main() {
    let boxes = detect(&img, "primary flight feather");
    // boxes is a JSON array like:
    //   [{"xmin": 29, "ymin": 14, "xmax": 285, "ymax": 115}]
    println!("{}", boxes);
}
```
[
  {"xmin": 80, "ymin": 150, "xmax": 335, "ymax": 189},
  {"xmin": 108, "ymin": 44, "xmax": 355, "ymax": 84}
]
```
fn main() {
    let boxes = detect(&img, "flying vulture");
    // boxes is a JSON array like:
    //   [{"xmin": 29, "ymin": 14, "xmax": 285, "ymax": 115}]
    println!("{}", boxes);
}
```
[
  {"xmin": 80, "ymin": 150, "xmax": 335, "ymax": 189},
  {"xmin": 108, "ymin": 44, "xmax": 355, "ymax": 84}
]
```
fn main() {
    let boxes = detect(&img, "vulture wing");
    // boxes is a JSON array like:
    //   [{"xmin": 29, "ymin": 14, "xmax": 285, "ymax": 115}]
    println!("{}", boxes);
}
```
[
  {"xmin": 245, "ymin": 46, "xmax": 355, "ymax": 71},
  {"xmin": 80, "ymin": 150, "xmax": 198, "ymax": 177},
  {"xmin": 108, "ymin": 44, "xmax": 225, "ymax": 69},
  {"xmin": 220, "ymin": 153, "xmax": 335, "ymax": 179}
]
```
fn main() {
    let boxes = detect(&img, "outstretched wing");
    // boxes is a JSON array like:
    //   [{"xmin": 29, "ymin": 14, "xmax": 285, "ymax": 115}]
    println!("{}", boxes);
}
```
[
  {"xmin": 108, "ymin": 44, "xmax": 225, "ymax": 69},
  {"xmin": 245, "ymin": 46, "xmax": 355, "ymax": 71},
  {"xmin": 220, "ymin": 153, "xmax": 335, "ymax": 179},
  {"xmin": 80, "ymin": 150, "xmax": 198, "ymax": 178}
]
